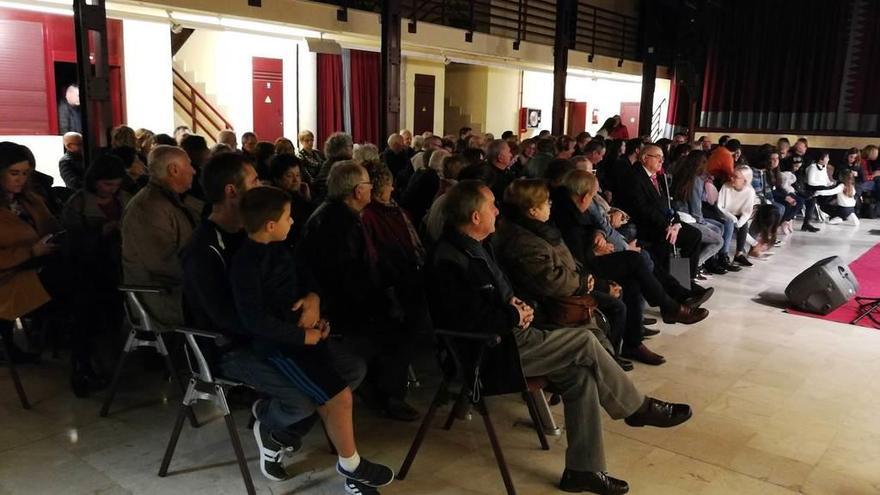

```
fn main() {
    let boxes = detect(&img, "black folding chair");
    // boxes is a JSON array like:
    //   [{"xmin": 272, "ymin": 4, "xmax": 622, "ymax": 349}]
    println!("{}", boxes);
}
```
[
  {"xmin": 397, "ymin": 329, "xmax": 552, "ymax": 495},
  {"xmin": 100, "ymin": 285, "xmax": 197, "ymax": 427},
  {"xmin": 0, "ymin": 324, "xmax": 30, "ymax": 409},
  {"xmin": 158, "ymin": 327, "xmax": 255, "ymax": 495}
]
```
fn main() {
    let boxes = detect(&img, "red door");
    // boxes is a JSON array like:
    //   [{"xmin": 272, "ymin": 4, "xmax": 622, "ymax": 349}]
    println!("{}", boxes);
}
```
[
  {"xmin": 252, "ymin": 57, "xmax": 283, "ymax": 141},
  {"xmin": 619, "ymin": 102, "xmax": 640, "ymax": 139},
  {"xmin": 566, "ymin": 101, "xmax": 587, "ymax": 135}
]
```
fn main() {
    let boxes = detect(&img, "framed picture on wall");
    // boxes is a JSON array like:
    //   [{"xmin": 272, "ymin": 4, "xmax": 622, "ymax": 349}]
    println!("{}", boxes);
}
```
[{"xmin": 526, "ymin": 108, "xmax": 541, "ymax": 128}]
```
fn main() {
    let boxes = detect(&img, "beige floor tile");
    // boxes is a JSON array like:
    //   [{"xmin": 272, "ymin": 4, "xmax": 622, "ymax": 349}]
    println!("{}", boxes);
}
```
[{"xmin": 745, "ymin": 416, "xmax": 838, "ymax": 465}]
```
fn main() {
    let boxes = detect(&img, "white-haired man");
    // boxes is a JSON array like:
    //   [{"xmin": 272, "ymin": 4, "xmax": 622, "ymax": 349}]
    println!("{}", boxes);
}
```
[{"xmin": 121, "ymin": 145, "xmax": 202, "ymax": 326}]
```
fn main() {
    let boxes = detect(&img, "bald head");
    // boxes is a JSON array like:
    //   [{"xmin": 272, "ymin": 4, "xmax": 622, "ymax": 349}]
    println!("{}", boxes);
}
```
[
  {"xmin": 63, "ymin": 132, "xmax": 83, "ymax": 154},
  {"xmin": 387, "ymin": 133, "xmax": 405, "ymax": 153},
  {"xmin": 217, "ymin": 130, "xmax": 237, "ymax": 150}
]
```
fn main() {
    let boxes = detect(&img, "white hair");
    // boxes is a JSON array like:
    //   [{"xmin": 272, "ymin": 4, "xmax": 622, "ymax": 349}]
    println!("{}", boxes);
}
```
[
  {"xmin": 428, "ymin": 149, "xmax": 451, "ymax": 173},
  {"xmin": 147, "ymin": 145, "xmax": 187, "ymax": 180},
  {"xmin": 353, "ymin": 143, "xmax": 380, "ymax": 165}
]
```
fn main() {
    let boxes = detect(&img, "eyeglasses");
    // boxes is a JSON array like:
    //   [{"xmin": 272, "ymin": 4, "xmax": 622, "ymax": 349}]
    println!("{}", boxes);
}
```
[{"xmin": 352, "ymin": 180, "xmax": 372, "ymax": 194}]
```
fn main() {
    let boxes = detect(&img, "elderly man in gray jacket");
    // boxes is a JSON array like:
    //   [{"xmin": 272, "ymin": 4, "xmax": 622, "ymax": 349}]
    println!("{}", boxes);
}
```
[{"xmin": 121, "ymin": 145, "xmax": 202, "ymax": 327}]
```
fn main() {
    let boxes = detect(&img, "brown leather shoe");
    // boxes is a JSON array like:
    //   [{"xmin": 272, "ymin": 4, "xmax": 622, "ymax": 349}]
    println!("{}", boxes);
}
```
[
  {"xmin": 621, "ymin": 344, "xmax": 665, "ymax": 366},
  {"xmin": 662, "ymin": 304, "xmax": 709, "ymax": 325}
]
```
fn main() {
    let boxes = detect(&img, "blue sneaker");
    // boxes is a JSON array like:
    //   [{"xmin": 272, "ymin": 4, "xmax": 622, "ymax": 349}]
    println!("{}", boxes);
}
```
[{"xmin": 336, "ymin": 458, "xmax": 394, "ymax": 487}]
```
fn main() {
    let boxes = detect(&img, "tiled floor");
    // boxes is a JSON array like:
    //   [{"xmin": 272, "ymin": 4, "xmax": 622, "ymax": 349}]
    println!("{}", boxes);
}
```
[{"xmin": 2, "ymin": 220, "xmax": 880, "ymax": 494}]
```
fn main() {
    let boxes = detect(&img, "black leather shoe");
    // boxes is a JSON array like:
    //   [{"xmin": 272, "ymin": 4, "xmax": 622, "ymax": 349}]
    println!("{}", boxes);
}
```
[
  {"xmin": 719, "ymin": 256, "xmax": 741, "ymax": 272},
  {"xmin": 733, "ymin": 254, "xmax": 753, "ymax": 267},
  {"xmin": 683, "ymin": 287, "xmax": 714, "ymax": 308},
  {"xmin": 559, "ymin": 469, "xmax": 629, "ymax": 494},
  {"xmin": 625, "ymin": 397, "xmax": 692, "ymax": 428},
  {"xmin": 385, "ymin": 398, "xmax": 421, "ymax": 422},
  {"xmin": 642, "ymin": 327, "xmax": 660, "ymax": 337},
  {"xmin": 705, "ymin": 261, "xmax": 728, "ymax": 275}
]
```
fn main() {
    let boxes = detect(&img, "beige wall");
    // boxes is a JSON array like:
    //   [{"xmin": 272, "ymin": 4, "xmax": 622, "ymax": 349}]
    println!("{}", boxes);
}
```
[
  {"xmin": 403, "ymin": 58, "xmax": 446, "ymax": 135},
  {"xmin": 697, "ymin": 132, "xmax": 880, "ymax": 150},
  {"xmin": 133, "ymin": 0, "xmax": 649, "ymax": 77},
  {"xmin": 173, "ymin": 28, "xmax": 315, "ymax": 141},
  {"xmin": 484, "ymin": 67, "xmax": 521, "ymax": 135},
  {"xmin": 445, "ymin": 64, "xmax": 489, "ymax": 133}
]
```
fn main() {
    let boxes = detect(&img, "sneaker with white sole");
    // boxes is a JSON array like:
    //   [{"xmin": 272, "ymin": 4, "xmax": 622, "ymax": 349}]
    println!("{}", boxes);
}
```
[
  {"xmin": 252, "ymin": 399, "xmax": 302, "ymax": 456},
  {"xmin": 337, "ymin": 458, "xmax": 394, "ymax": 487},
  {"xmin": 253, "ymin": 419, "xmax": 289, "ymax": 481},
  {"xmin": 344, "ymin": 478, "xmax": 382, "ymax": 494}
]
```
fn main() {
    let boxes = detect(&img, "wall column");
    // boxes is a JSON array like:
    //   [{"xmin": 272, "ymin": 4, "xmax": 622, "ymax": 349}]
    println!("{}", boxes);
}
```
[
  {"xmin": 380, "ymin": 0, "xmax": 402, "ymax": 142},
  {"xmin": 551, "ymin": 0, "xmax": 576, "ymax": 135}
]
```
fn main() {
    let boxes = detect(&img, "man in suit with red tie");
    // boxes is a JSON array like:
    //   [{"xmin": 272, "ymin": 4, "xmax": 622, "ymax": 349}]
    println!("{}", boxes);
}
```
[{"xmin": 617, "ymin": 144, "xmax": 711, "ymax": 306}]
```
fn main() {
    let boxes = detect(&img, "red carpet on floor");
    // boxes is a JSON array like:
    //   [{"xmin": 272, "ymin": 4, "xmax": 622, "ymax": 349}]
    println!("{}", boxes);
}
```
[{"xmin": 787, "ymin": 242, "xmax": 880, "ymax": 329}]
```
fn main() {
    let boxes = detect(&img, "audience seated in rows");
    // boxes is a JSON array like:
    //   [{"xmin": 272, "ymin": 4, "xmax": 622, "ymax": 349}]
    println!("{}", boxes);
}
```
[
  {"xmin": 6, "ymin": 120, "xmax": 880, "ymax": 494},
  {"xmin": 427, "ymin": 179, "xmax": 691, "ymax": 494}
]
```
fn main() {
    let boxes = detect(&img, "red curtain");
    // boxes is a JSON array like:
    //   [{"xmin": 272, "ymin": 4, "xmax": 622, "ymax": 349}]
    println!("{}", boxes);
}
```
[
  {"xmin": 316, "ymin": 53, "xmax": 344, "ymax": 148},
  {"xmin": 349, "ymin": 50, "xmax": 380, "ymax": 145},
  {"xmin": 699, "ymin": 0, "xmax": 851, "ymax": 132}
]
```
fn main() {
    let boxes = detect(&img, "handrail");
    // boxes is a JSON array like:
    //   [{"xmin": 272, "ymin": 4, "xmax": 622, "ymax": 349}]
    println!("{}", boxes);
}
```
[
  {"xmin": 171, "ymin": 67, "xmax": 232, "ymax": 138},
  {"xmin": 651, "ymin": 97, "xmax": 667, "ymax": 142}
]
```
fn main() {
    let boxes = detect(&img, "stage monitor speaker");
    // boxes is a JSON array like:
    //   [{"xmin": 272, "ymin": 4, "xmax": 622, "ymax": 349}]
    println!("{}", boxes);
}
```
[{"xmin": 785, "ymin": 256, "xmax": 859, "ymax": 315}]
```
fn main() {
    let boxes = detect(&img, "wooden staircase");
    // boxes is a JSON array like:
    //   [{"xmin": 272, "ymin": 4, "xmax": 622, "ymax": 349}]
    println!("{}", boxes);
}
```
[
  {"xmin": 444, "ymin": 97, "xmax": 481, "ymax": 136},
  {"xmin": 171, "ymin": 63, "xmax": 232, "ymax": 144}
]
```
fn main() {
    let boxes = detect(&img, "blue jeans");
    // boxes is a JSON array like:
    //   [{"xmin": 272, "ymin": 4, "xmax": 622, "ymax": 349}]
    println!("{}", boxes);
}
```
[
  {"xmin": 704, "ymin": 217, "xmax": 733, "ymax": 258},
  {"xmin": 690, "ymin": 221, "xmax": 723, "ymax": 266},
  {"xmin": 219, "ymin": 341, "xmax": 366, "ymax": 433},
  {"xmin": 772, "ymin": 191, "xmax": 804, "ymax": 222}
]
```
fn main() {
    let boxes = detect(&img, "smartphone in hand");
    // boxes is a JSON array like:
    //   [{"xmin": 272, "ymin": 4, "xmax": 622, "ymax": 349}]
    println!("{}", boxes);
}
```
[{"xmin": 44, "ymin": 230, "xmax": 68, "ymax": 244}]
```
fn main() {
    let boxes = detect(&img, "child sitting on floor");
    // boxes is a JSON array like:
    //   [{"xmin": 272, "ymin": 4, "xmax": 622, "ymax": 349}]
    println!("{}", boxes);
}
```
[{"xmin": 827, "ymin": 170, "xmax": 860, "ymax": 226}]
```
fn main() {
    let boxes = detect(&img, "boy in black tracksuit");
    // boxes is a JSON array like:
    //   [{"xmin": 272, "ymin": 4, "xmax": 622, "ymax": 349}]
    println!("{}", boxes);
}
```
[{"xmin": 229, "ymin": 187, "xmax": 394, "ymax": 494}]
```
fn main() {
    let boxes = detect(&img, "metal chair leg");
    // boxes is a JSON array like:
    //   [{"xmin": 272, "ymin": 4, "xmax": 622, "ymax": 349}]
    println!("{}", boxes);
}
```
[
  {"xmin": 100, "ymin": 330, "xmax": 135, "ymax": 417},
  {"xmin": 159, "ymin": 338, "xmax": 199, "ymax": 428},
  {"xmin": 1, "ymin": 334, "xmax": 30, "ymax": 410},
  {"xmin": 443, "ymin": 386, "xmax": 469, "ymax": 430},
  {"xmin": 523, "ymin": 392, "xmax": 550, "ymax": 450},
  {"xmin": 407, "ymin": 365, "xmax": 421, "ymax": 389},
  {"xmin": 158, "ymin": 401, "xmax": 190, "ymax": 477},
  {"xmin": 398, "ymin": 380, "xmax": 448, "ymax": 480},
  {"xmin": 224, "ymin": 412, "xmax": 257, "ymax": 495},
  {"xmin": 476, "ymin": 398, "xmax": 517, "ymax": 495}
]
